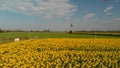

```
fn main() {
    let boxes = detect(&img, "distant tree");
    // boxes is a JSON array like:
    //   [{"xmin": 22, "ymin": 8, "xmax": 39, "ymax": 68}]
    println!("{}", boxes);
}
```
[
  {"xmin": 44, "ymin": 29, "xmax": 50, "ymax": 32},
  {"xmin": 30, "ymin": 30, "xmax": 33, "ymax": 32},
  {"xmin": 0, "ymin": 29, "xmax": 3, "ymax": 33},
  {"xmin": 69, "ymin": 30, "xmax": 72, "ymax": 34}
]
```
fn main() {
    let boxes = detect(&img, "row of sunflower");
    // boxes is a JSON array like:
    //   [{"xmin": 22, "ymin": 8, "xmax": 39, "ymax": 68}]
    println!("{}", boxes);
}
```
[{"xmin": 0, "ymin": 38, "xmax": 120, "ymax": 68}]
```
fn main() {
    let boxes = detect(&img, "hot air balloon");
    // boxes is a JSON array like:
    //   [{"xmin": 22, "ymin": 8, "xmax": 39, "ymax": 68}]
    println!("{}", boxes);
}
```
[{"xmin": 70, "ymin": 24, "xmax": 73, "ymax": 28}]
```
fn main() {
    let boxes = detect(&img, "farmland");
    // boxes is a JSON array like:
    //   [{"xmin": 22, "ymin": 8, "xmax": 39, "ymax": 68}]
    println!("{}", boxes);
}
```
[
  {"xmin": 0, "ymin": 32, "xmax": 120, "ymax": 67},
  {"xmin": 0, "ymin": 38, "xmax": 120, "ymax": 68},
  {"xmin": 0, "ymin": 31, "xmax": 120, "ymax": 44},
  {"xmin": 0, "ymin": 0, "xmax": 120, "ymax": 67}
]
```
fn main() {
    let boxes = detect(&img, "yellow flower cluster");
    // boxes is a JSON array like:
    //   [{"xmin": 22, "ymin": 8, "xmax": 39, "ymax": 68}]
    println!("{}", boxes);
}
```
[{"xmin": 0, "ymin": 38, "xmax": 120, "ymax": 68}]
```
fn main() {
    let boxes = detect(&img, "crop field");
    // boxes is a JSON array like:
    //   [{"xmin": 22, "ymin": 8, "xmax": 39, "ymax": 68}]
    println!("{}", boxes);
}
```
[
  {"xmin": 0, "ymin": 32, "xmax": 119, "ymax": 44},
  {"xmin": 0, "ymin": 0, "xmax": 120, "ymax": 68},
  {"xmin": 0, "ymin": 38, "xmax": 120, "ymax": 68}
]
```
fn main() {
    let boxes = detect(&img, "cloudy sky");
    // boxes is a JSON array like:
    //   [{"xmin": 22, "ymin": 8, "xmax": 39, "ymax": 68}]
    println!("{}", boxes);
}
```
[{"xmin": 0, "ymin": 0, "xmax": 120, "ymax": 31}]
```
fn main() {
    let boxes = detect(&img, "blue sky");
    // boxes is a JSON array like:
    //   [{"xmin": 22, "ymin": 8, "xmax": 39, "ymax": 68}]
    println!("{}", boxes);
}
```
[{"xmin": 0, "ymin": 0, "xmax": 120, "ymax": 31}]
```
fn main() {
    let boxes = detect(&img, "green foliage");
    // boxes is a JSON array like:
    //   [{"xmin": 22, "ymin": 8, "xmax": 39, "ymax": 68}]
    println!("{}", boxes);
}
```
[{"xmin": 37, "ymin": 48, "xmax": 41, "ymax": 52}]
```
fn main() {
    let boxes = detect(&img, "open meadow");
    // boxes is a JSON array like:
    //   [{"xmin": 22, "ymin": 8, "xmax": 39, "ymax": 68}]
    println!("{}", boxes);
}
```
[{"xmin": 0, "ymin": 32, "xmax": 119, "ymax": 44}]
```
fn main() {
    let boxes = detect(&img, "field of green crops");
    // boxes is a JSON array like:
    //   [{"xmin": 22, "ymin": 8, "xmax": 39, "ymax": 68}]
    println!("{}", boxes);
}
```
[{"xmin": 0, "ymin": 32, "xmax": 119, "ymax": 44}]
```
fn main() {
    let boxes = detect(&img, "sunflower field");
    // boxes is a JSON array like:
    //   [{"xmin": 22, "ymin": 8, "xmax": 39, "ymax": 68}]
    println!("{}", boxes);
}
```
[{"xmin": 0, "ymin": 38, "xmax": 120, "ymax": 68}]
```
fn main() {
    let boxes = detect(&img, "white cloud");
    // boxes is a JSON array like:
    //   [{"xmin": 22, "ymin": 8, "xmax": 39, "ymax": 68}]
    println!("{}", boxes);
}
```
[
  {"xmin": 116, "ymin": 0, "xmax": 119, "ymax": 2},
  {"xmin": 83, "ymin": 13, "xmax": 96, "ymax": 22},
  {"xmin": 84, "ymin": 13, "xmax": 96, "ymax": 19},
  {"xmin": 106, "ymin": 12, "xmax": 112, "ymax": 15},
  {"xmin": 0, "ymin": 0, "xmax": 77, "ymax": 19},
  {"xmin": 44, "ymin": 15, "xmax": 53, "ymax": 19},
  {"xmin": 93, "ymin": 17, "xmax": 99, "ymax": 21},
  {"xmin": 97, "ymin": 17, "xmax": 120, "ymax": 31},
  {"xmin": 65, "ymin": 17, "xmax": 71, "ymax": 20},
  {"xmin": 104, "ymin": 5, "xmax": 113, "ymax": 13},
  {"xmin": 104, "ymin": 5, "xmax": 113, "ymax": 15}
]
